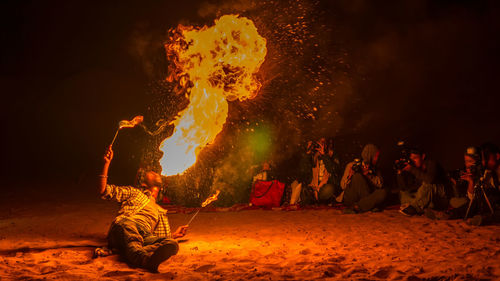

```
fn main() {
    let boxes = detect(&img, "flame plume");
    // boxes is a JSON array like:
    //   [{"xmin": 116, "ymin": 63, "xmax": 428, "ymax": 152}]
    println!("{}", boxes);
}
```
[{"xmin": 159, "ymin": 15, "xmax": 267, "ymax": 176}]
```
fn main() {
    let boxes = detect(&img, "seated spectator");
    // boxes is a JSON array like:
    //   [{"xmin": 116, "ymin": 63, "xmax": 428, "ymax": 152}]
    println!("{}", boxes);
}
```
[
  {"xmin": 480, "ymin": 142, "xmax": 500, "ymax": 192},
  {"xmin": 448, "ymin": 145, "xmax": 499, "ymax": 224},
  {"xmin": 392, "ymin": 141, "xmax": 420, "ymax": 205},
  {"xmin": 449, "ymin": 147, "xmax": 483, "ymax": 211},
  {"xmin": 287, "ymin": 141, "xmax": 314, "ymax": 205},
  {"xmin": 479, "ymin": 143, "xmax": 500, "ymax": 222},
  {"xmin": 252, "ymin": 161, "xmax": 275, "ymax": 183},
  {"xmin": 325, "ymin": 138, "xmax": 342, "ymax": 197},
  {"xmin": 339, "ymin": 144, "xmax": 387, "ymax": 212},
  {"xmin": 399, "ymin": 148, "xmax": 449, "ymax": 216},
  {"xmin": 307, "ymin": 137, "xmax": 341, "ymax": 205}
]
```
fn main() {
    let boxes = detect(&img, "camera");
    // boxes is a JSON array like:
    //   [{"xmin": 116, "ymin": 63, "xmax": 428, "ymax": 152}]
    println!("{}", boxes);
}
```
[
  {"xmin": 469, "ymin": 164, "xmax": 484, "ymax": 182},
  {"xmin": 394, "ymin": 158, "xmax": 410, "ymax": 171},
  {"xmin": 312, "ymin": 142, "xmax": 321, "ymax": 152},
  {"xmin": 352, "ymin": 158, "xmax": 363, "ymax": 173},
  {"xmin": 393, "ymin": 141, "xmax": 411, "ymax": 171},
  {"xmin": 352, "ymin": 158, "xmax": 375, "ymax": 175},
  {"xmin": 307, "ymin": 141, "xmax": 321, "ymax": 154},
  {"xmin": 448, "ymin": 168, "xmax": 463, "ymax": 182}
]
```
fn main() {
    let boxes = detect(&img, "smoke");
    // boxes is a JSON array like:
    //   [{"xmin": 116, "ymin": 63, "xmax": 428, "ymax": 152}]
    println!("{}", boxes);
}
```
[
  {"xmin": 140, "ymin": 0, "xmax": 500, "ymax": 206},
  {"xmin": 140, "ymin": 0, "xmax": 360, "ymax": 205},
  {"xmin": 197, "ymin": 0, "xmax": 257, "ymax": 19}
]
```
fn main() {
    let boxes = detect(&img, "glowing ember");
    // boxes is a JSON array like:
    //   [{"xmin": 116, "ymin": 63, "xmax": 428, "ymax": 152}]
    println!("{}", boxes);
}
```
[{"xmin": 159, "ymin": 15, "xmax": 267, "ymax": 176}]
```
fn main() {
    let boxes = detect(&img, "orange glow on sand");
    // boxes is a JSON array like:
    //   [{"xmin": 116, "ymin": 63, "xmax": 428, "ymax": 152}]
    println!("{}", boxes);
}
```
[{"xmin": 159, "ymin": 15, "xmax": 267, "ymax": 176}]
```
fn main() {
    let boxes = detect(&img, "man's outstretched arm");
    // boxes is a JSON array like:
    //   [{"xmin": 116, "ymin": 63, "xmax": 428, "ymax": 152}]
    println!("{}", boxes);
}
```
[{"xmin": 99, "ymin": 146, "xmax": 113, "ymax": 195}]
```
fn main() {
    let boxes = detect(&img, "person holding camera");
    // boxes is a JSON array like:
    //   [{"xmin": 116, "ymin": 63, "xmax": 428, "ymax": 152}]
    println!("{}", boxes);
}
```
[
  {"xmin": 399, "ymin": 148, "xmax": 449, "ymax": 216},
  {"xmin": 478, "ymin": 143, "xmax": 500, "ymax": 220},
  {"xmin": 451, "ymin": 144, "xmax": 500, "ymax": 224},
  {"xmin": 305, "ymin": 138, "xmax": 340, "ymax": 204},
  {"xmin": 394, "ymin": 145, "xmax": 422, "ymax": 206},
  {"xmin": 338, "ymin": 144, "xmax": 386, "ymax": 212},
  {"xmin": 448, "ymin": 147, "xmax": 484, "ymax": 210},
  {"xmin": 480, "ymin": 142, "xmax": 500, "ymax": 192}
]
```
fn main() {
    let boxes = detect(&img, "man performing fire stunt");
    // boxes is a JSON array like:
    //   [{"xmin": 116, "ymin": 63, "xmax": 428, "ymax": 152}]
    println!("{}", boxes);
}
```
[{"xmin": 97, "ymin": 146, "xmax": 188, "ymax": 272}]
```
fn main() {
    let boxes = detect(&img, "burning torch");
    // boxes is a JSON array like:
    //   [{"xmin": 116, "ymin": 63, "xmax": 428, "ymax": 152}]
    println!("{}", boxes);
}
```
[
  {"xmin": 109, "ymin": 116, "xmax": 144, "ymax": 148},
  {"xmin": 186, "ymin": 190, "xmax": 221, "ymax": 226}
]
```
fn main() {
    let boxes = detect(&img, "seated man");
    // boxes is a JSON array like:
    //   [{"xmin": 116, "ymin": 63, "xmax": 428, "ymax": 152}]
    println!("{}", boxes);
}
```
[
  {"xmin": 395, "ymin": 158, "xmax": 420, "ymax": 205},
  {"xmin": 448, "ymin": 146, "xmax": 499, "ymax": 224},
  {"xmin": 252, "ymin": 161, "xmax": 274, "ymax": 183},
  {"xmin": 308, "ymin": 137, "xmax": 339, "ymax": 204},
  {"xmin": 449, "ymin": 147, "xmax": 483, "ymax": 211},
  {"xmin": 399, "ymin": 148, "xmax": 449, "ymax": 216},
  {"xmin": 480, "ymin": 142, "xmax": 500, "ymax": 193},
  {"xmin": 287, "ymin": 140, "xmax": 314, "ymax": 205},
  {"xmin": 478, "ymin": 143, "xmax": 500, "ymax": 219},
  {"xmin": 339, "ymin": 144, "xmax": 387, "ymax": 212},
  {"xmin": 98, "ymin": 146, "xmax": 188, "ymax": 272}
]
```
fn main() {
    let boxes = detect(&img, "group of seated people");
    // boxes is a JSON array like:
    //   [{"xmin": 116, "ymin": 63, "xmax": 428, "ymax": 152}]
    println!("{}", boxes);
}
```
[{"xmin": 251, "ymin": 139, "xmax": 500, "ymax": 225}]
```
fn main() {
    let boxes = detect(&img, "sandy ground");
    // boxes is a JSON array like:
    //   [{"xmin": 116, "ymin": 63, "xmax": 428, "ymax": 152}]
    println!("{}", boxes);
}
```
[{"xmin": 0, "ymin": 183, "xmax": 499, "ymax": 281}]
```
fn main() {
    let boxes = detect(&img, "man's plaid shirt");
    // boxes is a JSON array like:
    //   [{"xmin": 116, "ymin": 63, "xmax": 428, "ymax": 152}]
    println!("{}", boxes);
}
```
[{"xmin": 102, "ymin": 184, "xmax": 171, "ymax": 238}]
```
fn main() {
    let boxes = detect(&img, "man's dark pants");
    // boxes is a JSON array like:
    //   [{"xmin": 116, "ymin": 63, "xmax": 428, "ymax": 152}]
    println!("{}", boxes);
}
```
[
  {"xmin": 344, "ymin": 173, "xmax": 387, "ymax": 211},
  {"xmin": 108, "ymin": 218, "xmax": 179, "ymax": 268}
]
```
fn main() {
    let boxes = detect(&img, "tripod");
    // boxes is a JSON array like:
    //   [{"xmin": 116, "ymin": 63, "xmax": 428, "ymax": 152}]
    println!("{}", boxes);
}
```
[{"xmin": 464, "ymin": 170, "xmax": 495, "ymax": 220}]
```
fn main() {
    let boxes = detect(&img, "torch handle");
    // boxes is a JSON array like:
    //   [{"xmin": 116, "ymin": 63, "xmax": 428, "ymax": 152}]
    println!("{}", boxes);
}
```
[
  {"xmin": 109, "ymin": 129, "xmax": 120, "ymax": 148},
  {"xmin": 186, "ymin": 208, "xmax": 201, "ymax": 226}
]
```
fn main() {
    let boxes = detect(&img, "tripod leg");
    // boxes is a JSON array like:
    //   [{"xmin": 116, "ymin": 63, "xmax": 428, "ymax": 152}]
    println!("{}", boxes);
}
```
[
  {"xmin": 464, "ymin": 195, "xmax": 474, "ymax": 220},
  {"xmin": 480, "ymin": 187, "xmax": 495, "ymax": 215}
]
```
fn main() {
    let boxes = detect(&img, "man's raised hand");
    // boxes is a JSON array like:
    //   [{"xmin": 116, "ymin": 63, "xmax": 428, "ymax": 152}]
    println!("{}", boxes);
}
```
[{"xmin": 104, "ymin": 146, "xmax": 114, "ymax": 165}]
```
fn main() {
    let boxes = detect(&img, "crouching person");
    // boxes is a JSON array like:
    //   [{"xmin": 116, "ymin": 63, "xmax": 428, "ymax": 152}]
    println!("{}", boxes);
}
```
[
  {"xmin": 98, "ymin": 146, "xmax": 188, "ymax": 272},
  {"xmin": 339, "ymin": 144, "xmax": 387, "ymax": 212},
  {"xmin": 399, "ymin": 148, "xmax": 449, "ymax": 216}
]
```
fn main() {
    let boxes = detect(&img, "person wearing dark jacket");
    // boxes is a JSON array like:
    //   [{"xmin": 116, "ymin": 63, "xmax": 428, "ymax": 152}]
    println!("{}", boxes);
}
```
[
  {"xmin": 290, "ymin": 138, "xmax": 341, "ymax": 205},
  {"xmin": 308, "ymin": 138, "xmax": 342, "ymax": 204},
  {"xmin": 400, "ymin": 148, "xmax": 449, "ymax": 216},
  {"xmin": 339, "ymin": 144, "xmax": 387, "ymax": 212}
]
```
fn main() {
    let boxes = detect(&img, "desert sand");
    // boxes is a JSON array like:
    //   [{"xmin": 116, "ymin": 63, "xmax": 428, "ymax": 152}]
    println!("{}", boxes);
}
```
[{"xmin": 0, "ymin": 183, "xmax": 499, "ymax": 281}]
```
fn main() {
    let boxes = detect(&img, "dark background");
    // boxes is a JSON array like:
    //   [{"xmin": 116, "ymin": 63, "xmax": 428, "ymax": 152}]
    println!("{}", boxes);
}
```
[{"xmin": 1, "ymin": 0, "xmax": 499, "ymax": 195}]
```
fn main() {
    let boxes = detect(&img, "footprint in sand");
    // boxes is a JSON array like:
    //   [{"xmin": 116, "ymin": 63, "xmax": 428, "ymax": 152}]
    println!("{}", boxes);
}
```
[
  {"xmin": 327, "ymin": 256, "xmax": 346, "ymax": 263},
  {"xmin": 343, "ymin": 266, "xmax": 369, "ymax": 278},
  {"xmin": 194, "ymin": 264, "xmax": 216, "ymax": 272},
  {"xmin": 102, "ymin": 270, "xmax": 137, "ymax": 277},
  {"xmin": 299, "ymin": 249, "xmax": 311, "ymax": 255},
  {"xmin": 322, "ymin": 264, "xmax": 345, "ymax": 277},
  {"xmin": 372, "ymin": 266, "xmax": 394, "ymax": 279}
]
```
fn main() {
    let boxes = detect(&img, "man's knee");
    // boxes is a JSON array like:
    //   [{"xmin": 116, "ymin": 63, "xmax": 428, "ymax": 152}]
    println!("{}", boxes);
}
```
[
  {"xmin": 373, "ymin": 188, "xmax": 387, "ymax": 201},
  {"xmin": 319, "ymin": 184, "xmax": 334, "ymax": 201},
  {"xmin": 417, "ymin": 183, "xmax": 433, "ymax": 194},
  {"xmin": 351, "ymin": 173, "xmax": 366, "ymax": 184}
]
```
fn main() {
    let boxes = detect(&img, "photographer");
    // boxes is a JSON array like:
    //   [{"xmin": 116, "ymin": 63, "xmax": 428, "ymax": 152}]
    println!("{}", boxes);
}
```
[
  {"xmin": 307, "ymin": 137, "xmax": 340, "ymax": 204},
  {"xmin": 450, "ymin": 147, "xmax": 482, "ymax": 205},
  {"xmin": 446, "ymin": 145, "xmax": 500, "ymax": 224},
  {"xmin": 399, "ymin": 148, "xmax": 449, "ymax": 216},
  {"xmin": 394, "ymin": 144, "xmax": 422, "ymax": 205},
  {"xmin": 339, "ymin": 144, "xmax": 386, "ymax": 212},
  {"xmin": 480, "ymin": 142, "xmax": 500, "ymax": 192}
]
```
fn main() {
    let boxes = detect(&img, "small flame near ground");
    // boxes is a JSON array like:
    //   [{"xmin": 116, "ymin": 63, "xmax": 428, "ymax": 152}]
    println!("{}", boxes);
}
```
[{"xmin": 159, "ymin": 15, "xmax": 267, "ymax": 176}]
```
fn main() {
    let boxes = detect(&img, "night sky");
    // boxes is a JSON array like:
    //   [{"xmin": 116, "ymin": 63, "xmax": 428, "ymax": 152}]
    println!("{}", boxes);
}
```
[{"xmin": 2, "ymin": 0, "xmax": 500, "ymax": 193}]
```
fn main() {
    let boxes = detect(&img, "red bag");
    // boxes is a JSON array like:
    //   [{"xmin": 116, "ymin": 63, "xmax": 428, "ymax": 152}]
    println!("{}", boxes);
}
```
[{"xmin": 250, "ymin": 180, "xmax": 285, "ymax": 207}]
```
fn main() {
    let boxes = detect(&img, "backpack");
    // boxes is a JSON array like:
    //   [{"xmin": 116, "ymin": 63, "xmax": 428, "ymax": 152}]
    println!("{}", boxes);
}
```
[{"xmin": 250, "ymin": 180, "xmax": 285, "ymax": 207}]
